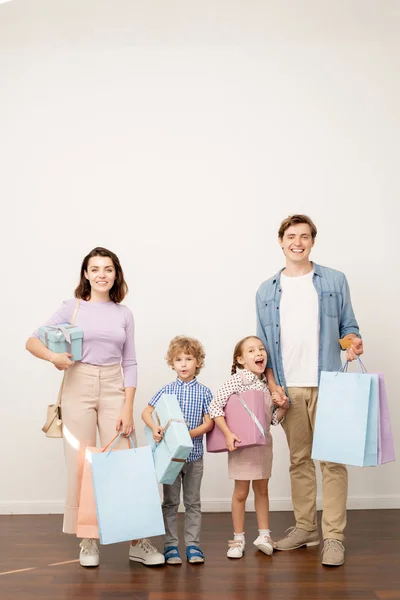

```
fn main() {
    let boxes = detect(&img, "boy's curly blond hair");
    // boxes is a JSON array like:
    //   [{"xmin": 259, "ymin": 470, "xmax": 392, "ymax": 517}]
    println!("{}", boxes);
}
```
[{"xmin": 166, "ymin": 336, "xmax": 206, "ymax": 375}]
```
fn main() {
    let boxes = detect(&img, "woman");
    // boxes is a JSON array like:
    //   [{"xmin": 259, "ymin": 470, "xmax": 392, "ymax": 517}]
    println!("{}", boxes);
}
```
[{"xmin": 26, "ymin": 247, "xmax": 164, "ymax": 567}]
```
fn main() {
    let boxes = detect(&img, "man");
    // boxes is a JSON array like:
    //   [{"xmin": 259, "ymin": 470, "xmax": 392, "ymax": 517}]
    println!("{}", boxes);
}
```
[{"xmin": 256, "ymin": 214, "xmax": 363, "ymax": 567}]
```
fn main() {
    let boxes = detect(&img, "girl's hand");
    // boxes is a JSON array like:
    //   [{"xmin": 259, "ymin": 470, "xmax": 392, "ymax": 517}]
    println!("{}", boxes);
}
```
[
  {"xmin": 116, "ymin": 405, "xmax": 135, "ymax": 437},
  {"xmin": 50, "ymin": 352, "xmax": 74, "ymax": 371},
  {"xmin": 272, "ymin": 386, "xmax": 290, "ymax": 410},
  {"xmin": 225, "ymin": 431, "xmax": 241, "ymax": 452},
  {"xmin": 152, "ymin": 427, "xmax": 164, "ymax": 443}
]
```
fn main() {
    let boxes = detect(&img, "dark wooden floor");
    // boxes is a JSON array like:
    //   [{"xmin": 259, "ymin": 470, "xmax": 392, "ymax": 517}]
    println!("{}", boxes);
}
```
[{"xmin": 0, "ymin": 511, "xmax": 399, "ymax": 600}]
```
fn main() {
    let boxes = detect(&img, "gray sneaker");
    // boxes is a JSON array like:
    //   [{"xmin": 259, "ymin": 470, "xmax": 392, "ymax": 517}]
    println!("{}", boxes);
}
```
[
  {"xmin": 275, "ymin": 526, "xmax": 320, "ymax": 551},
  {"xmin": 321, "ymin": 539, "xmax": 345, "ymax": 566}
]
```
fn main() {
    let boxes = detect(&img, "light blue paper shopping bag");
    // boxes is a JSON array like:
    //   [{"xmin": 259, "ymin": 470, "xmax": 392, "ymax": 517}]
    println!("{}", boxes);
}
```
[
  {"xmin": 311, "ymin": 360, "xmax": 379, "ymax": 467},
  {"xmin": 91, "ymin": 435, "xmax": 165, "ymax": 545}
]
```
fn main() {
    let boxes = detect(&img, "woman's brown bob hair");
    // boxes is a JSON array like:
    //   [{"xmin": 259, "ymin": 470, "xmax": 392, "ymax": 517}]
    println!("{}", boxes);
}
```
[{"xmin": 74, "ymin": 247, "xmax": 128, "ymax": 303}]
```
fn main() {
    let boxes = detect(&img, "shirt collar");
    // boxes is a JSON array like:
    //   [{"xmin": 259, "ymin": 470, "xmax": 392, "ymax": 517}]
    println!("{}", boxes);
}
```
[
  {"xmin": 176, "ymin": 377, "xmax": 197, "ymax": 387},
  {"xmin": 272, "ymin": 261, "xmax": 322, "ymax": 285},
  {"xmin": 241, "ymin": 369, "xmax": 265, "ymax": 384}
]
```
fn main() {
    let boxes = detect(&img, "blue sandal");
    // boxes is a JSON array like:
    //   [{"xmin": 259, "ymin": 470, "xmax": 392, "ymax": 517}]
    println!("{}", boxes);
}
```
[
  {"xmin": 186, "ymin": 545, "xmax": 205, "ymax": 564},
  {"xmin": 164, "ymin": 546, "xmax": 182, "ymax": 565}
]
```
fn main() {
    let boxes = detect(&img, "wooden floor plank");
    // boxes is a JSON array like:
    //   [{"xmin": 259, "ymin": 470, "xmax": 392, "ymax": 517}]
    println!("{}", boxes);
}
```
[{"xmin": 0, "ymin": 511, "xmax": 399, "ymax": 600}]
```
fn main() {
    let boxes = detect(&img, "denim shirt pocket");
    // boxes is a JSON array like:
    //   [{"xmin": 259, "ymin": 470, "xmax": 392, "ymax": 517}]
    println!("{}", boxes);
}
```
[
  {"xmin": 262, "ymin": 299, "xmax": 276, "ymax": 326},
  {"xmin": 322, "ymin": 292, "xmax": 341, "ymax": 318}
]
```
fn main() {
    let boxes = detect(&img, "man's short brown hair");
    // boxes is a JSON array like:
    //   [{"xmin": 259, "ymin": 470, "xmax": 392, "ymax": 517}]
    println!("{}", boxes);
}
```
[{"xmin": 278, "ymin": 214, "xmax": 318, "ymax": 240}]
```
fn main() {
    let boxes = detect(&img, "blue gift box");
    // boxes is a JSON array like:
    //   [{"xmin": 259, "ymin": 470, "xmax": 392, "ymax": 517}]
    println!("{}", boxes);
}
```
[
  {"xmin": 39, "ymin": 323, "xmax": 83, "ymax": 361},
  {"xmin": 144, "ymin": 393, "xmax": 193, "ymax": 485}
]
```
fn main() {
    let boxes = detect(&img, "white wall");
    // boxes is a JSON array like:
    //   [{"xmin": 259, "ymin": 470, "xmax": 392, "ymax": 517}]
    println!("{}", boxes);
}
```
[{"xmin": 0, "ymin": 0, "xmax": 399, "ymax": 515}]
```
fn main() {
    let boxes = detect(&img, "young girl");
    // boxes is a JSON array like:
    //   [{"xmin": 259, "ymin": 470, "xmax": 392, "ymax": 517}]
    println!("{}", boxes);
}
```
[
  {"xmin": 26, "ymin": 247, "xmax": 164, "ymax": 568},
  {"xmin": 209, "ymin": 336, "xmax": 288, "ymax": 559}
]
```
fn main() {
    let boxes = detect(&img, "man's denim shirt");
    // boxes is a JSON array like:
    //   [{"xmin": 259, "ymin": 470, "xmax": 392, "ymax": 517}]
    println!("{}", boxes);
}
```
[{"xmin": 256, "ymin": 262, "xmax": 360, "ymax": 391}]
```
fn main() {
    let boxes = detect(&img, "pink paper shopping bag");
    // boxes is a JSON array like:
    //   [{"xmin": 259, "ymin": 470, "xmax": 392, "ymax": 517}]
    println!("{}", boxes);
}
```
[
  {"xmin": 76, "ymin": 446, "xmax": 102, "ymax": 539},
  {"xmin": 377, "ymin": 374, "xmax": 395, "ymax": 465}
]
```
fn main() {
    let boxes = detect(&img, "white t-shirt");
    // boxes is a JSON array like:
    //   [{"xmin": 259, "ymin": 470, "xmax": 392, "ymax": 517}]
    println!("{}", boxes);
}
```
[{"xmin": 280, "ymin": 270, "xmax": 319, "ymax": 387}]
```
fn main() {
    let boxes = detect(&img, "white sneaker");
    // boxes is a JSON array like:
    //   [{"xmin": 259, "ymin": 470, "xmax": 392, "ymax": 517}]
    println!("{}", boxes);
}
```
[
  {"xmin": 227, "ymin": 538, "xmax": 245, "ymax": 559},
  {"xmin": 79, "ymin": 538, "xmax": 100, "ymax": 567},
  {"xmin": 129, "ymin": 539, "xmax": 165, "ymax": 566},
  {"xmin": 253, "ymin": 534, "xmax": 274, "ymax": 556}
]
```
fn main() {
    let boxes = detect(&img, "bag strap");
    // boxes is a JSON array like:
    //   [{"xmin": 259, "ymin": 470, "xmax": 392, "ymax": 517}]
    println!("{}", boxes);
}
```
[
  {"xmin": 102, "ymin": 432, "xmax": 135, "ymax": 455},
  {"xmin": 340, "ymin": 357, "xmax": 367, "ymax": 374},
  {"xmin": 54, "ymin": 300, "xmax": 80, "ymax": 410},
  {"xmin": 71, "ymin": 298, "xmax": 80, "ymax": 326},
  {"xmin": 41, "ymin": 406, "xmax": 62, "ymax": 433}
]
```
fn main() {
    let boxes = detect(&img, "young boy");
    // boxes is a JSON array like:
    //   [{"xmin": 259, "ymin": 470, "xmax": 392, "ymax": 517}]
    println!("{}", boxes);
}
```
[{"xmin": 142, "ymin": 336, "xmax": 213, "ymax": 565}]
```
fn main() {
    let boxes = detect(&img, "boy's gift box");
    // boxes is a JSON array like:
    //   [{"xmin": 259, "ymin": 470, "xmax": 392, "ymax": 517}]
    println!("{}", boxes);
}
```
[
  {"xmin": 312, "ymin": 359, "xmax": 395, "ymax": 467},
  {"xmin": 39, "ymin": 323, "xmax": 83, "ymax": 361},
  {"xmin": 144, "ymin": 393, "xmax": 193, "ymax": 485},
  {"xmin": 206, "ymin": 390, "xmax": 268, "ymax": 453}
]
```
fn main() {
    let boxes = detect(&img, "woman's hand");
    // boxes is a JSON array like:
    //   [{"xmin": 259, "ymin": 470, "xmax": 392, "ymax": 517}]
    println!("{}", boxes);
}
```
[
  {"xmin": 116, "ymin": 404, "xmax": 135, "ymax": 436},
  {"xmin": 50, "ymin": 352, "xmax": 74, "ymax": 371},
  {"xmin": 272, "ymin": 386, "xmax": 290, "ymax": 410},
  {"xmin": 225, "ymin": 431, "xmax": 241, "ymax": 452}
]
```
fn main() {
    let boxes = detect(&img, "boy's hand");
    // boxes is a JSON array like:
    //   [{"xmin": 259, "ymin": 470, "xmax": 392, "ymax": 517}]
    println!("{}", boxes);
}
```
[
  {"xmin": 225, "ymin": 431, "xmax": 241, "ymax": 452},
  {"xmin": 152, "ymin": 426, "xmax": 163, "ymax": 443}
]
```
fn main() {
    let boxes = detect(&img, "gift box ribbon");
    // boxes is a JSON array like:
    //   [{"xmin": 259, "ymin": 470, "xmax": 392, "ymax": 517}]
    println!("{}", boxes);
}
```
[
  {"xmin": 153, "ymin": 413, "xmax": 188, "ymax": 463},
  {"xmin": 43, "ymin": 325, "xmax": 73, "ymax": 353}
]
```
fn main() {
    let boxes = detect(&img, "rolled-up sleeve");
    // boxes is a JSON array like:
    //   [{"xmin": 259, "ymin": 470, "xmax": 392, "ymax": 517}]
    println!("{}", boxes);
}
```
[{"xmin": 339, "ymin": 275, "xmax": 361, "ymax": 339}]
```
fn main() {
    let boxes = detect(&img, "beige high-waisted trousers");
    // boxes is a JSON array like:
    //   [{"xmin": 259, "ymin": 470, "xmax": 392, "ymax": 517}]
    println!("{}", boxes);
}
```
[{"xmin": 61, "ymin": 362, "xmax": 127, "ymax": 534}]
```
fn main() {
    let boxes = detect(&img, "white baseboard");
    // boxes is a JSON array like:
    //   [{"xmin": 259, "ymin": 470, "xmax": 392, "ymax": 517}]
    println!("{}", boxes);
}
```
[{"xmin": 0, "ymin": 496, "xmax": 399, "ymax": 515}]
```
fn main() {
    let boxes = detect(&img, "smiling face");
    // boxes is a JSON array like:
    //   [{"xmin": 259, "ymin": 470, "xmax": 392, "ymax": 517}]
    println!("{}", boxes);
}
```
[
  {"xmin": 279, "ymin": 223, "xmax": 314, "ymax": 266},
  {"xmin": 236, "ymin": 337, "xmax": 267, "ymax": 378},
  {"xmin": 84, "ymin": 255, "xmax": 116, "ymax": 298}
]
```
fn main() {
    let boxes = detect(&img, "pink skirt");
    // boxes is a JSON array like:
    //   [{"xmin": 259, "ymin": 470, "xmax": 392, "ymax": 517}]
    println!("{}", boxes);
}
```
[{"xmin": 228, "ymin": 434, "xmax": 273, "ymax": 480}]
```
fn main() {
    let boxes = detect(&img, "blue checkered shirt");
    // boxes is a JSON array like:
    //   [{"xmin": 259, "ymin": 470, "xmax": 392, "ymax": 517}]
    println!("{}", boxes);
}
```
[{"xmin": 149, "ymin": 377, "xmax": 213, "ymax": 463}]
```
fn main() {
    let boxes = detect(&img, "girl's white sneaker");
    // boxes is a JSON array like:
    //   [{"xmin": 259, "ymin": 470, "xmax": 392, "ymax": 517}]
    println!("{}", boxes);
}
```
[
  {"xmin": 253, "ymin": 534, "xmax": 274, "ymax": 556},
  {"xmin": 227, "ymin": 539, "xmax": 245, "ymax": 559}
]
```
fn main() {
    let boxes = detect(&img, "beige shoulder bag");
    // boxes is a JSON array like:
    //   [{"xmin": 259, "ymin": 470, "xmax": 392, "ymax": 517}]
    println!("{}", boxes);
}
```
[{"xmin": 42, "ymin": 299, "xmax": 80, "ymax": 438}]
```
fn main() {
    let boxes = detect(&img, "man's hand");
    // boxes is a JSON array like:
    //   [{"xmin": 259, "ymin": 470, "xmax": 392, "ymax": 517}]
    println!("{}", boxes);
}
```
[
  {"xmin": 346, "ymin": 337, "xmax": 364, "ymax": 362},
  {"xmin": 272, "ymin": 386, "xmax": 290, "ymax": 410}
]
